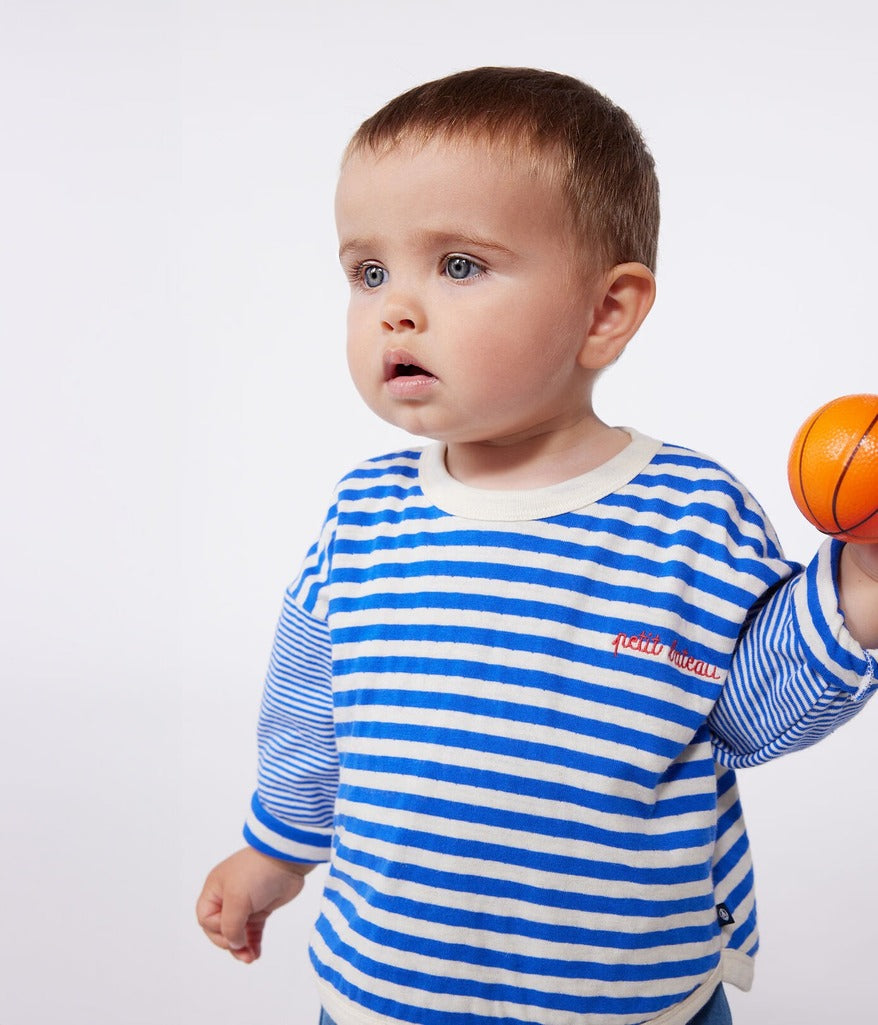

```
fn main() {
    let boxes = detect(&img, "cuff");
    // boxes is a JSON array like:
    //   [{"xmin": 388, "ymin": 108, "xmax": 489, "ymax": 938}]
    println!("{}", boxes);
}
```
[
  {"xmin": 793, "ymin": 538, "xmax": 877, "ymax": 700},
  {"xmin": 243, "ymin": 791, "xmax": 333, "ymax": 864}
]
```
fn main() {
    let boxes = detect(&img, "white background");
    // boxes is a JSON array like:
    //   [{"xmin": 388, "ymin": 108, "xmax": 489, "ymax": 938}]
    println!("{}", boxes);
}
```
[{"xmin": 2, "ymin": 1, "xmax": 876, "ymax": 1022}]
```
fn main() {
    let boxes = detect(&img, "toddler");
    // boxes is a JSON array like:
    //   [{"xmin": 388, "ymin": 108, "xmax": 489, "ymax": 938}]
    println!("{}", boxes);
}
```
[{"xmin": 197, "ymin": 67, "xmax": 878, "ymax": 1025}]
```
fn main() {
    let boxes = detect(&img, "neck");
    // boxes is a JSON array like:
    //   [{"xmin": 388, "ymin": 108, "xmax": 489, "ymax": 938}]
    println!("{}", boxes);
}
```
[{"xmin": 443, "ymin": 416, "xmax": 630, "ymax": 490}]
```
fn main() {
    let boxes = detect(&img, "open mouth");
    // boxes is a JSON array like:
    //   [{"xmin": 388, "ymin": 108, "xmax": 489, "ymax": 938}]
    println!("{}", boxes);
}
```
[
  {"xmin": 393, "ymin": 363, "xmax": 433, "ymax": 378},
  {"xmin": 384, "ymin": 349, "xmax": 436, "ymax": 382}
]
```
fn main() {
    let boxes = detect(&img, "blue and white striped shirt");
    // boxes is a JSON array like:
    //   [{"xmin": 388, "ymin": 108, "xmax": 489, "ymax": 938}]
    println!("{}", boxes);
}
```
[{"xmin": 244, "ymin": 432, "xmax": 875, "ymax": 1025}]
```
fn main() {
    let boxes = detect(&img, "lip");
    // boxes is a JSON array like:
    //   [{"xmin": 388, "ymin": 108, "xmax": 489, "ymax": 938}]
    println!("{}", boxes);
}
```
[
  {"xmin": 382, "ymin": 348, "xmax": 438, "ymax": 398},
  {"xmin": 382, "ymin": 348, "xmax": 435, "ymax": 382}
]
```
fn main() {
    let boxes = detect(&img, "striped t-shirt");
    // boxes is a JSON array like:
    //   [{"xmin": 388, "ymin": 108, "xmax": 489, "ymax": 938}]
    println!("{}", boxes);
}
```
[{"xmin": 244, "ymin": 432, "xmax": 875, "ymax": 1025}]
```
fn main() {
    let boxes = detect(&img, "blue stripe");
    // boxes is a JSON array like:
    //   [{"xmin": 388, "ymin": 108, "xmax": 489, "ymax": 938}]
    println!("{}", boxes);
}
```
[
  {"xmin": 330, "ymin": 559, "xmax": 746, "ymax": 639},
  {"xmin": 333, "ymin": 663, "xmax": 704, "ymax": 750},
  {"xmin": 344, "ymin": 454, "xmax": 420, "ymax": 479},
  {"xmin": 328, "ymin": 861, "xmax": 718, "ymax": 950},
  {"xmin": 243, "ymin": 824, "xmax": 327, "ymax": 864},
  {"xmin": 334, "ymin": 528, "xmax": 773, "ymax": 607},
  {"xmin": 340, "ymin": 750, "xmax": 714, "ymax": 822},
  {"xmin": 334, "ymin": 837, "xmax": 717, "ymax": 919},
  {"xmin": 333, "ymin": 621, "xmax": 725, "ymax": 703},
  {"xmin": 725, "ymin": 897, "xmax": 758, "ymax": 954},
  {"xmin": 337, "ymin": 781, "xmax": 714, "ymax": 852},
  {"xmin": 337, "ymin": 482, "xmax": 423, "ymax": 505},
  {"xmin": 323, "ymin": 883, "xmax": 720, "ymax": 983},
  {"xmin": 247, "ymin": 791, "xmax": 332, "ymax": 847},
  {"xmin": 332, "ymin": 588, "xmax": 732, "ymax": 672},
  {"xmin": 803, "ymin": 541, "xmax": 865, "ymax": 687},
  {"xmin": 334, "ymin": 686, "xmax": 683, "ymax": 763},
  {"xmin": 571, "ymin": 499, "xmax": 771, "ymax": 560},
  {"xmin": 712, "ymin": 830, "xmax": 749, "ymax": 888},
  {"xmin": 311, "ymin": 919, "xmax": 710, "ymax": 1020},
  {"xmin": 339, "ymin": 504, "xmax": 447, "ymax": 528},
  {"xmin": 336, "ymin": 813, "xmax": 712, "ymax": 886}
]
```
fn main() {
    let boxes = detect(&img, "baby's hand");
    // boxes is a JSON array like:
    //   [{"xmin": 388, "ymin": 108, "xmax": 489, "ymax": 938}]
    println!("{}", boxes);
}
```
[
  {"xmin": 840, "ymin": 542, "xmax": 878, "ymax": 651},
  {"xmin": 196, "ymin": 847, "xmax": 312, "ymax": 962}
]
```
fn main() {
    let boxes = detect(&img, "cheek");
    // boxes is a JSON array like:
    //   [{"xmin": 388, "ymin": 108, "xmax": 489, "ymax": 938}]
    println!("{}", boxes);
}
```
[
  {"xmin": 462, "ymin": 295, "xmax": 566, "ymax": 370},
  {"xmin": 345, "ymin": 309, "xmax": 371, "ymax": 389}
]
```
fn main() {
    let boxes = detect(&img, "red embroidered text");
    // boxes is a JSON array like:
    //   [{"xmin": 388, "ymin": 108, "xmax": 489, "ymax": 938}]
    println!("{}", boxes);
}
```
[{"xmin": 611, "ymin": 630, "xmax": 722, "ymax": 681}]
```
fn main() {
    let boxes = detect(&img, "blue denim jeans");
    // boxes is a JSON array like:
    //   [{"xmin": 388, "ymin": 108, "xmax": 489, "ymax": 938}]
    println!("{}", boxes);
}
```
[
  {"xmin": 687, "ymin": 984, "xmax": 733, "ymax": 1025},
  {"xmin": 319, "ymin": 985, "xmax": 732, "ymax": 1025}
]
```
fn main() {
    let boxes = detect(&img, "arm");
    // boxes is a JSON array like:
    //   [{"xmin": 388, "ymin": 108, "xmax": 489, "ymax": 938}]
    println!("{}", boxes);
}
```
[
  {"xmin": 710, "ymin": 539, "xmax": 876, "ymax": 767},
  {"xmin": 839, "ymin": 542, "xmax": 878, "ymax": 650},
  {"xmin": 243, "ymin": 595, "xmax": 338, "ymax": 860},
  {"xmin": 199, "ymin": 562, "xmax": 339, "ymax": 957},
  {"xmin": 196, "ymin": 847, "xmax": 313, "ymax": 962}
]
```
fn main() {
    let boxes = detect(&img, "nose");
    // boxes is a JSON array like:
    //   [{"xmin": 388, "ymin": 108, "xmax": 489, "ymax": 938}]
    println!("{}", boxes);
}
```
[{"xmin": 380, "ymin": 291, "xmax": 425, "ymax": 333}]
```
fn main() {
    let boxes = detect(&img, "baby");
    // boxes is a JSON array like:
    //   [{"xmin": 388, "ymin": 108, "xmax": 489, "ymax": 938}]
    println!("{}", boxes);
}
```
[{"xmin": 197, "ymin": 67, "xmax": 878, "ymax": 1025}]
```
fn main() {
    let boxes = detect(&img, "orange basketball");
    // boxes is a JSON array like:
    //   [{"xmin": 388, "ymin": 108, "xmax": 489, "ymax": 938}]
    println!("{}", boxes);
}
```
[{"xmin": 787, "ymin": 394, "xmax": 878, "ymax": 543}]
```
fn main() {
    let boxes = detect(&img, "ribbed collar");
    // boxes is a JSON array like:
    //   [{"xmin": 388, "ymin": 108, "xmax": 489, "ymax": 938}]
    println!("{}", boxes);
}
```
[{"xmin": 417, "ymin": 429, "xmax": 663, "ymax": 522}]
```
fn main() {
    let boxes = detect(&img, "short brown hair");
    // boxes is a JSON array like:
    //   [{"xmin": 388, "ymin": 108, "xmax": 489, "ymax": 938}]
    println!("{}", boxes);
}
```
[{"xmin": 346, "ymin": 67, "xmax": 660, "ymax": 273}]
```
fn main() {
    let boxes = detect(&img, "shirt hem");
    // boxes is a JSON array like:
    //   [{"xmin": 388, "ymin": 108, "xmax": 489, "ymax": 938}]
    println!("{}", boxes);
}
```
[{"xmin": 317, "ymin": 964, "xmax": 729, "ymax": 1025}]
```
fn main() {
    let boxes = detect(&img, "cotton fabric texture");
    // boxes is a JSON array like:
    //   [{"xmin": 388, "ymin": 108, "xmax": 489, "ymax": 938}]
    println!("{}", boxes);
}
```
[{"xmin": 247, "ymin": 433, "xmax": 875, "ymax": 1025}]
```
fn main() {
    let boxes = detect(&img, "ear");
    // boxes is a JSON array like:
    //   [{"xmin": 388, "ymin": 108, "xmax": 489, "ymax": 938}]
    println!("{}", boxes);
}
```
[{"xmin": 578, "ymin": 263, "xmax": 656, "ymax": 371}]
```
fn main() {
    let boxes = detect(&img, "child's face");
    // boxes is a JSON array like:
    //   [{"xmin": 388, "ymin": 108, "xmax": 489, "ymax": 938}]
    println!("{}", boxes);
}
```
[{"xmin": 335, "ymin": 137, "xmax": 606, "ymax": 451}]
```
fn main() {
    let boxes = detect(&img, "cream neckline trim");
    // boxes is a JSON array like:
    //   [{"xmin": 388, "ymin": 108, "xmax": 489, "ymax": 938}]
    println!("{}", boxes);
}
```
[{"xmin": 417, "ymin": 429, "xmax": 663, "ymax": 522}]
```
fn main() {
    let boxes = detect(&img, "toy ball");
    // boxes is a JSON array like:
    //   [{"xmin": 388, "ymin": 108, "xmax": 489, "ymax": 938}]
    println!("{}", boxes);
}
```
[{"xmin": 787, "ymin": 393, "xmax": 878, "ymax": 543}]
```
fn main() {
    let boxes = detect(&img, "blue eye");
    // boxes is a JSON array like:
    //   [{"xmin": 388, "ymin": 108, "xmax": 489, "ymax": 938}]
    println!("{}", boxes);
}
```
[
  {"xmin": 362, "ymin": 264, "xmax": 386, "ymax": 288},
  {"xmin": 445, "ymin": 256, "xmax": 481, "ymax": 280}
]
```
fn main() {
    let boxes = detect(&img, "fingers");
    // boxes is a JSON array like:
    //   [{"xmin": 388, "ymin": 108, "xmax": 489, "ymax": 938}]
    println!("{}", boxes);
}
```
[
  {"xmin": 195, "ymin": 884, "xmax": 225, "ymax": 947},
  {"xmin": 196, "ymin": 847, "xmax": 312, "ymax": 963},
  {"xmin": 219, "ymin": 887, "xmax": 257, "ymax": 958},
  {"xmin": 196, "ymin": 872, "xmax": 256, "ymax": 960}
]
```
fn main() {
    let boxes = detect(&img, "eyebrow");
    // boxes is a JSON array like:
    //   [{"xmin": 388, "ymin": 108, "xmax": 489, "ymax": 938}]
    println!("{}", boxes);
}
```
[{"xmin": 338, "ymin": 229, "xmax": 515, "ymax": 262}]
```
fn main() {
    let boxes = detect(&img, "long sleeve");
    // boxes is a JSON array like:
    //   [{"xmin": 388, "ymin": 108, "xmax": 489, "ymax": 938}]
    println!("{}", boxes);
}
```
[
  {"xmin": 244, "ymin": 505, "xmax": 340, "ymax": 863},
  {"xmin": 710, "ymin": 539, "xmax": 877, "ymax": 767}
]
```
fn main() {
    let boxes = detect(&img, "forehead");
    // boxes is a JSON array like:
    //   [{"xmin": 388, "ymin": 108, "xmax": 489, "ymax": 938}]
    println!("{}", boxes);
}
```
[{"xmin": 335, "ymin": 136, "xmax": 571, "ymax": 245}]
